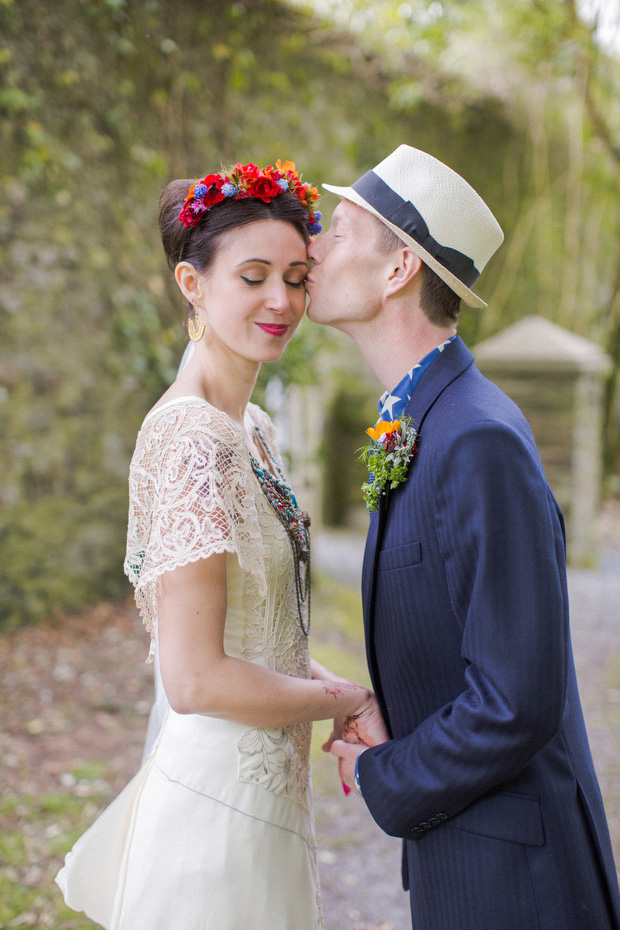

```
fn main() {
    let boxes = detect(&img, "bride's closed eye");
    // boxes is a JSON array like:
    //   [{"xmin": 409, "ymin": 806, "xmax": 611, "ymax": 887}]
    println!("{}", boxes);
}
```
[{"xmin": 241, "ymin": 275, "xmax": 306, "ymax": 289}]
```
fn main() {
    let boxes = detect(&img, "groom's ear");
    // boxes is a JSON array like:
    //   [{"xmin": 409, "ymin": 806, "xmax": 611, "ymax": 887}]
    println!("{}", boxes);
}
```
[{"xmin": 384, "ymin": 247, "xmax": 422, "ymax": 298}]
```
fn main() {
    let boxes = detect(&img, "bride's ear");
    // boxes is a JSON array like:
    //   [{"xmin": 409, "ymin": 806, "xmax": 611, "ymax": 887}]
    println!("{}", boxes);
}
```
[
  {"xmin": 384, "ymin": 248, "xmax": 422, "ymax": 298},
  {"xmin": 175, "ymin": 261, "xmax": 203, "ymax": 305}
]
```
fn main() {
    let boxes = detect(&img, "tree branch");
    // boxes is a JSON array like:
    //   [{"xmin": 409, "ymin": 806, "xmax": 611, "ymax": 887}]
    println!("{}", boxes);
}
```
[{"xmin": 583, "ymin": 75, "xmax": 620, "ymax": 164}]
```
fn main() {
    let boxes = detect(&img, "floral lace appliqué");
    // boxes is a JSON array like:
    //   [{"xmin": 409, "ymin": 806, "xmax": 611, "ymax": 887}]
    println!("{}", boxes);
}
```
[{"xmin": 236, "ymin": 722, "xmax": 311, "ymax": 806}]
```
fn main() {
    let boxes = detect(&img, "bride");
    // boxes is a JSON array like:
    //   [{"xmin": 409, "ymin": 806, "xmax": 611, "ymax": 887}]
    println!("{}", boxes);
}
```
[{"xmin": 56, "ymin": 160, "xmax": 388, "ymax": 930}]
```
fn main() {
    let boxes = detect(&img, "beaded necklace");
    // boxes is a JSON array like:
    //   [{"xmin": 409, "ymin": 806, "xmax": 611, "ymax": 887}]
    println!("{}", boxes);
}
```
[{"xmin": 248, "ymin": 426, "xmax": 311, "ymax": 636}]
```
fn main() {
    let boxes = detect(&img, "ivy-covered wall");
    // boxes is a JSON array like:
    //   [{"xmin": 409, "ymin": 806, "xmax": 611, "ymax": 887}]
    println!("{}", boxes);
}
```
[
  {"xmin": 0, "ymin": 0, "xmax": 417, "ymax": 627},
  {"xmin": 3, "ymin": 0, "xmax": 595, "ymax": 626}
]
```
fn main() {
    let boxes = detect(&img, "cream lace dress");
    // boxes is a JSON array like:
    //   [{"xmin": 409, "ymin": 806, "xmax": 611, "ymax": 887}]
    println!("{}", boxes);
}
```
[{"xmin": 56, "ymin": 397, "xmax": 325, "ymax": 930}]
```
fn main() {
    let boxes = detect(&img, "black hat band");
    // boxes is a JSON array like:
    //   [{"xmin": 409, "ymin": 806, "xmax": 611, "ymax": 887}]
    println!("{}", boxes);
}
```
[{"xmin": 352, "ymin": 171, "xmax": 480, "ymax": 288}]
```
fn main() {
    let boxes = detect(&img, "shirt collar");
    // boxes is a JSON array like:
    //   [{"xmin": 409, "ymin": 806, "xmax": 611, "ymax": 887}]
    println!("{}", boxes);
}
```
[{"xmin": 377, "ymin": 336, "xmax": 456, "ymax": 422}]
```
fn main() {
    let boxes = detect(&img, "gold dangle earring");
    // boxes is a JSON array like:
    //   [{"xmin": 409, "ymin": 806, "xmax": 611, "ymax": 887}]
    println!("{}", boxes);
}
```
[{"xmin": 188, "ymin": 305, "xmax": 206, "ymax": 342}]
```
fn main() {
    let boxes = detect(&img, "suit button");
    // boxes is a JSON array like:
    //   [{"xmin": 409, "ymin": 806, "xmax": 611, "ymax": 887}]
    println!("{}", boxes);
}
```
[
  {"xmin": 411, "ymin": 826, "xmax": 423, "ymax": 834},
  {"xmin": 428, "ymin": 817, "xmax": 440, "ymax": 827},
  {"xmin": 420, "ymin": 821, "xmax": 432, "ymax": 830},
  {"xmin": 436, "ymin": 812, "xmax": 448, "ymax": 821}
]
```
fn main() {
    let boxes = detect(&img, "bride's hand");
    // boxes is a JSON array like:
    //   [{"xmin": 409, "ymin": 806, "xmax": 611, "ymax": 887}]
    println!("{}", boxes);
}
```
[
  {"xmin": 321, "ymin": 715, "xmax": 344, "ymax": 753},
  {"xmin": 343, "ymin": 692, "xmax": 389, "ymax": 748}
]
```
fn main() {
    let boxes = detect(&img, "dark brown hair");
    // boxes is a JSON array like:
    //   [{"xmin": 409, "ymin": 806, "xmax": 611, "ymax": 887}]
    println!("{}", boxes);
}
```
[
  {"xmin": 419, "ymin": 264, "xmax": 461, "ymax": 326},
  {"xmin": 374, "ymin": 221, "xmax": 461, "ymax": 326},
  {"xmin": 159, "ymin": 179, "xmax": 310, "ymax": 275}
]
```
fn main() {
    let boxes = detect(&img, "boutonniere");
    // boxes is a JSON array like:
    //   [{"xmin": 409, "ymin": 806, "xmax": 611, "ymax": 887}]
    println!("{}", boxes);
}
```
[{"xmin": 357, "ymin": 417, "xmax": 419, "ymax": 511}]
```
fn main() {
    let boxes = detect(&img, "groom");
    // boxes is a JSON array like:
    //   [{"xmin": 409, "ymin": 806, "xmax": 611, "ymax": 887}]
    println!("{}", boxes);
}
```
[{"xmin": 306, "ymin": 145, "xmax": 620, "ymax": 930}]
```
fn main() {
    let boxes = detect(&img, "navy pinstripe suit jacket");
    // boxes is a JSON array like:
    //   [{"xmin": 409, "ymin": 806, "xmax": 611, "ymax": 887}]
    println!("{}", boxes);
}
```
[{"xmin": 358, "ymin": 337, "xmax": 620, "ymax": 930}]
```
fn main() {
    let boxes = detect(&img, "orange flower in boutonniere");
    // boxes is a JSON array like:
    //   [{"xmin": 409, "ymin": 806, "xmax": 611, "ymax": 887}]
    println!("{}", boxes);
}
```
[
  {"xmin": 366, "ymin": 420, "xmax": 402, "ymax": 443},
  {"xmin": 358, "ymin": 417, "xmax": 419, "ymax": 511}
]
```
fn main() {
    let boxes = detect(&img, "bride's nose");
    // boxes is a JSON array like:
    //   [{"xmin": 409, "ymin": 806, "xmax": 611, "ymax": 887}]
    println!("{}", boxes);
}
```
[{"xmin": 264, "ymin": 281, "xmax": 290, "ymax": 313}]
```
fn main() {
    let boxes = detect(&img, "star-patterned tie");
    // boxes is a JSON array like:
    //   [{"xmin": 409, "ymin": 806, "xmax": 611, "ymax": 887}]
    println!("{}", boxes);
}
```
[{"xmin": 377, "ymin": 336, "xmax": 456, "ymax": 422}]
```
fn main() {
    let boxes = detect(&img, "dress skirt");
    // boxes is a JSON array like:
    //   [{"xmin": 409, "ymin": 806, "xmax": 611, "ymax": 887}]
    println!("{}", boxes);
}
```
[{"xmin": 56, "ymin": 708, "xmax": 324, "ymax": 930}]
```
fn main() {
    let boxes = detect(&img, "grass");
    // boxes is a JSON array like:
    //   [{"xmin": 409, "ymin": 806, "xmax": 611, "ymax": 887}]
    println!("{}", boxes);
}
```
[{"xmin": 0, "ymin": 787, "xmax": 109, "ymax": 929}]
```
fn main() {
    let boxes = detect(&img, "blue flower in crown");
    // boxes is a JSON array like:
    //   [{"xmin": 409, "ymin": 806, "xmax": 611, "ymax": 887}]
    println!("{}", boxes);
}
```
[
  {"xmin": 308, "ymin": 210, "xmax": 323, "ymax": 235},
  {"xmin": 222, "ymin": 183, "xmax": 238, "ymax": 197},
  {"xmin": 193, "ymin": 183, "xmax": 208, "ymax": 198},
  {"xmin": 276, "ymin": 179, "xmax": 289, "ymax": 191}
]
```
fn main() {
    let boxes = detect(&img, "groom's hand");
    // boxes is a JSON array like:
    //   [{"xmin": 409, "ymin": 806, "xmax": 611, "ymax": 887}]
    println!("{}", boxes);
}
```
[
  {"xmin": 343, "ymin": 693, "xmax": 390, "ymax": 748},
  {"xmin": 329, "ymin": 740, "xmax": 365, "ymax": 795}
]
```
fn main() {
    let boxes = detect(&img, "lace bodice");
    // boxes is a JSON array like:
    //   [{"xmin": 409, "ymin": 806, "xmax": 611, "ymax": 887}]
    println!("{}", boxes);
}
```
[
  {"xmin": 124, "ymin": 396, "xmax": 300, "ymax": 662},
  {"xmin": 124, "ymin": 395, "xmax": 313, "ymax": 805}
]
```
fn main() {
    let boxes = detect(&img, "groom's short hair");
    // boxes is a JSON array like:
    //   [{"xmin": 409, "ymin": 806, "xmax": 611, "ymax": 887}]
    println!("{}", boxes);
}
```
[{"xmin": 375, "ymin": 223, "xmax": 461, "ymax": 327}]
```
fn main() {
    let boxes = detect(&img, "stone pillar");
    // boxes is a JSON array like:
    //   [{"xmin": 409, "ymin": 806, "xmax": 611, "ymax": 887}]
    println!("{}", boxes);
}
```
[
  {"xmin": 266, "ymin": 379, "xmax": 324, "ymax": 529},
  {"xmin": 474, "ymin": 315, "xmax": 611, "ymax": 566}
]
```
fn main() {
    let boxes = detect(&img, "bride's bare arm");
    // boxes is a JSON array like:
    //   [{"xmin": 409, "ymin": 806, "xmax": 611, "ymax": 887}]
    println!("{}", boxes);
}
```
[{"xmin": 157, "ymin": 553, "xmax": 376, "ymax": 729}]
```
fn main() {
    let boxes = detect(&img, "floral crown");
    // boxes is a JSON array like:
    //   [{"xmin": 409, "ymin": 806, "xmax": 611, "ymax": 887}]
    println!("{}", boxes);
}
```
[{"xmin": 179, "ymin": 160, "xmax": 322, "ymax": 237}]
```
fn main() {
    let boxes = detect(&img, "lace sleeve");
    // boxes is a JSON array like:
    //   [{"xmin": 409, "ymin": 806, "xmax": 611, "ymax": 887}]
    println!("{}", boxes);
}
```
[{"xmin": 124, "ymin": 399, "xmax": 266, "ymax": 658}]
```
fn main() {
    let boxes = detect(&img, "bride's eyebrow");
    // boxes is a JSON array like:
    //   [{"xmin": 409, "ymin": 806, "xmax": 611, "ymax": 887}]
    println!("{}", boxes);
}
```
[{"xmin": 235, "ymin": 259, "xmax": 308, "ymax": 267}]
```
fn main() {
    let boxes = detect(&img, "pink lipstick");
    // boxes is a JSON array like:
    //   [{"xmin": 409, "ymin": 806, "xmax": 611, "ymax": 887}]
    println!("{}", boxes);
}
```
[{"xmin": 257, "ymin": 323, "xmax": 288, "ymax": 336}]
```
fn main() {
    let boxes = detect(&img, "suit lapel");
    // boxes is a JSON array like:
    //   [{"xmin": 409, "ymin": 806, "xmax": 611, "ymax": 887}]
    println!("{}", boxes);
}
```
[
  {"xmin": 362, "ymin": 495, "xmax": 388, "ymax": 700},
  {"xmin": 404, "ymin": 335, "xmax": 474, "ymax": 428},
  {"xmin": 361, "ymin": 337, "xmax": 475, "ymax": 708}
]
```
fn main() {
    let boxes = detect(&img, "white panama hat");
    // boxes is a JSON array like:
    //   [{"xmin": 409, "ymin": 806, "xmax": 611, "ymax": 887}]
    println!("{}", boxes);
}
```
[{"xmin": 322, "ymin": 144, "xmax": 504, "ymax": 308}]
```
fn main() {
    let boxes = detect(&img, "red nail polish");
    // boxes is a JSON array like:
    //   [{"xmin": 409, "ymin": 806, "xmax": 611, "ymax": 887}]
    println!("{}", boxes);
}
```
[{"xmin": 342, "ymin": 781, "xmax": 351, "ymax": 796}]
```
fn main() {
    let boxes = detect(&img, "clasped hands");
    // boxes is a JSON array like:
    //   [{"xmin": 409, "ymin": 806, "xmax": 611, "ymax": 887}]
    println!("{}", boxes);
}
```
[{"xmin": 322, "ymin": 691, "xmax": 389, "ymax": 795}]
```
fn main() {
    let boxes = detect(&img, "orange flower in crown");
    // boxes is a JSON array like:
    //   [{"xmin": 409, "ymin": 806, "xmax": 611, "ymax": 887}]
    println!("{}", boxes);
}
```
[{"xmin": 276, "ymin": 159, "xmax": 297, "ymax": 174}]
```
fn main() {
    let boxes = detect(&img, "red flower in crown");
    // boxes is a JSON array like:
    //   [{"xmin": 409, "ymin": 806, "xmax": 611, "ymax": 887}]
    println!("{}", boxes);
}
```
[
  {"xmin": 180, "ymin": 175, "xmax": 226, "ymax": 227},
  {"xmin": 233, "ymin": 163, "xmax": 261, "ymax": 180},
  {"xmin": 178, "ymin": 161, "xmax": 322, "ymax": 234},
  {"xmin": 202, "ymin": 187, "xmax": 226, "ymax": 207},
  {"xmin": 248, "ymin": 175, "xmax": 282, "ymax": 202}
]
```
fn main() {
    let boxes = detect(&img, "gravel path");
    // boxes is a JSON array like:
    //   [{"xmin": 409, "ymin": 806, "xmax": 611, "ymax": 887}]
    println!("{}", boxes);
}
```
[
  {"xmin": 313, "ymin": 517, "xmax": 620, "ymax": 930},
  {"xmin": 3, "ymin": 518, "xmax": 616, "ymax": 930}
]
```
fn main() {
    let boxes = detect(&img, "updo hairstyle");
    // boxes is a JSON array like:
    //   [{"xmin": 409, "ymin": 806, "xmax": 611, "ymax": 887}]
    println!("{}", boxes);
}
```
[{"xmin": 159, "ymin": 178, "xmax": 311, "ymax": 277}]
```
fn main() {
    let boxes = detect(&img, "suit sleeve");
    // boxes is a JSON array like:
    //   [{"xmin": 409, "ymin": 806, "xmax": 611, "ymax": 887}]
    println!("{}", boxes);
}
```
[{"xmin": 357, "ymin": 420, "xmax": 570, "ymax": 838}]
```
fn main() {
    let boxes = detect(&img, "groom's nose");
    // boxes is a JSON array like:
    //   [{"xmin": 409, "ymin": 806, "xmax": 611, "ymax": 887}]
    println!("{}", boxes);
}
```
[{"xmin": 307, "ymin": 238, "xmax": 321, "ymax": 263}]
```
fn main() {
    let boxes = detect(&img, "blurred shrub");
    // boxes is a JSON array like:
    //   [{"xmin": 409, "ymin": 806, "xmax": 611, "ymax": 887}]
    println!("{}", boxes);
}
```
[
  {"xmin": 321, "ymin": 374, "xmax": 379, "ymax": 527},
  {"xmin": 4, "ymin": 0, "xmax": 599, "ymax": 626},
  {"xmin": 0, "ymin": 0, "xmax": 422, "ymax": 627}
]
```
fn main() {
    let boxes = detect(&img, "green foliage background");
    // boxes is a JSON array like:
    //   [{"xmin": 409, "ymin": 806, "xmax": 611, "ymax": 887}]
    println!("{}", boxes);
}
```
[
  {"xmin": 0, "ymin": 0, "xmax": 412, "ymax": 626},
  {"xmin": 1, "ymin": 0, "xmax": 619, "ymax": 627}
]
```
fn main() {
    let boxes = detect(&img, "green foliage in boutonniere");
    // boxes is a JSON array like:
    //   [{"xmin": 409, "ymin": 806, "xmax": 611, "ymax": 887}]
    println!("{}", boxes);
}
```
[{"xmin": 357, "ymin": 417, "xmax": 419, "ymax": 511}]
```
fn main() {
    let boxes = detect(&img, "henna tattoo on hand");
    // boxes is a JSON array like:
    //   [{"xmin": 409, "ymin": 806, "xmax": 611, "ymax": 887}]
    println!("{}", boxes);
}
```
[
  {"xmin": 322, "ymin": 681, "xmax": 361, "ymax": 699},
  {"xmin": 343, "ymin": 717, "xmax": 371, "ymax": 745}
]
